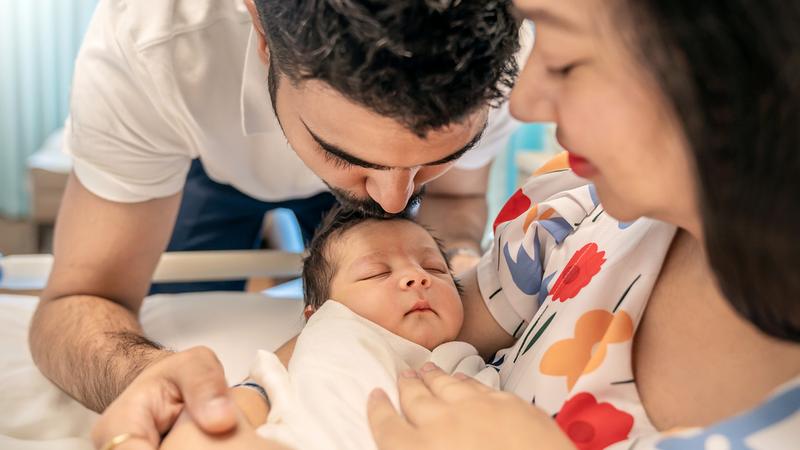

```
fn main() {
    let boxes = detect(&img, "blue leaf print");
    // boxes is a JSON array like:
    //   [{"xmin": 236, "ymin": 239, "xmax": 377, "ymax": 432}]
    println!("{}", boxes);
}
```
[{"xmin": 502, "ymin": 230, "xmax": 543, "ymax": 295}]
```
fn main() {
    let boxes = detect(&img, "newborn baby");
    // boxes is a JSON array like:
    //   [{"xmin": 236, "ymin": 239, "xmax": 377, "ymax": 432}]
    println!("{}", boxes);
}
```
[{"xmin": 248, "ymin": 207, "xmax": 498, "ymax": 450}]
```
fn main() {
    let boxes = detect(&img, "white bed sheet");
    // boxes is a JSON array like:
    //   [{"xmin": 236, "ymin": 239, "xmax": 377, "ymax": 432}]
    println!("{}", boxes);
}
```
[{"xmin": 0, "ymin": 292, "xmax": 305, "ymax": 450}]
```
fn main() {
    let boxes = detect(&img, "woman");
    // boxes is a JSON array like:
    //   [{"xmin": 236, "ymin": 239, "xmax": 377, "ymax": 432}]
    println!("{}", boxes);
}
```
[
  {"xmin": 96, "ymin": 0, "xmax": 799, "ymax": 448},
  {"xmin": 366, "ymin": 0, "xmax": 799, "ymax": 449}
]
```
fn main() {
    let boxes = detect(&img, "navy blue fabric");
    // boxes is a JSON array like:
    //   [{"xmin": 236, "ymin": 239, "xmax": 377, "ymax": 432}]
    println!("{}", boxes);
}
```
[{"xmin": 149, "ymin": 159, "xmax": 336, "ymax": 294}]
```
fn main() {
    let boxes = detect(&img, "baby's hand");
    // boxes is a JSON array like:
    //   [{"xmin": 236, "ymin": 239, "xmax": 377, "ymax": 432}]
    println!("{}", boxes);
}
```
[{"xmin": 159, "ymin": 394, "xmax": 282, "ymax": 450}]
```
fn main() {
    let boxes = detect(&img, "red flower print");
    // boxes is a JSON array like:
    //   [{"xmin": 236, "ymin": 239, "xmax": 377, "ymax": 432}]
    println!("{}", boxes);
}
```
[
  {"xmin": 549, "ymin": 243, "xmax": 606, "ymax": 302},
  {"xmin": 493, "ymin": 188, "xmax": 531, "ymax": 232},
  {"xmin": 556, "ymin": 393, "xmax": 634, "ymax": 450}
]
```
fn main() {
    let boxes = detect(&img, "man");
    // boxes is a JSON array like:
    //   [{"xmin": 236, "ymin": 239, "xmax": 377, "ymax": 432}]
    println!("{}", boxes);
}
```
[{"xmin": 29, "ymin": 0, "xmax": 524, "ymax": 447}]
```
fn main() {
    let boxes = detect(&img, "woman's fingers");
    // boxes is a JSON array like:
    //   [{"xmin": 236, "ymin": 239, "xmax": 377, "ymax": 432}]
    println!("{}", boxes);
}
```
[
  {"xmin": 367, "ymin": 389, "xmax": 419, "ymax": 450},
  {"xmin": 418, "ymin": 363, "xmax": 484, "ymax": 402},
  {"xmin": 453, "ymin": 372, "xmax": 493, "ymax": 393},
  {"xmin": 396, "ymin": 369, "xmax": 445, "ymax": 425}
]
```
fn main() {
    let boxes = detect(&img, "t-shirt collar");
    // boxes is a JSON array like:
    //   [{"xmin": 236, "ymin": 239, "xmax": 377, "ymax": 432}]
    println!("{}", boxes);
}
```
[{"xmin": 240, "ymin": 29, "xmax": 281, "ymax": 136}]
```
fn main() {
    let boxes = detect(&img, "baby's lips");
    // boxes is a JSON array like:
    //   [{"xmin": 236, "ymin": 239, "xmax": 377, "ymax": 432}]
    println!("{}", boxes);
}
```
[{"xmin": 405, "ymin": 298, "xmax": 437, "ymax": 316}]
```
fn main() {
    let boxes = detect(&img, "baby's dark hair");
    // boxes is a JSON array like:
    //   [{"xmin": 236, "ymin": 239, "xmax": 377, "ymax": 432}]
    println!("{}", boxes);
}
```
[{"xmin": 302, "ymin": 206, "xmax": 458, "ymax": 310}]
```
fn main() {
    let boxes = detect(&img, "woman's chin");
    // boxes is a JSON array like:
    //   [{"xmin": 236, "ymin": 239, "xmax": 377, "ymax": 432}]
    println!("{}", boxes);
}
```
[{"xmin": 594, "ymin": 191, "xmax": 648, "ymax": 224}]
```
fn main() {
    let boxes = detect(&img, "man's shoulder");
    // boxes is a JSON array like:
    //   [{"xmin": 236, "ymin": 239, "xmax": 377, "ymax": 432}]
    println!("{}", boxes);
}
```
[{"xmin": 105, "ymin": 0, "xmax": 250, "ymax": 51}]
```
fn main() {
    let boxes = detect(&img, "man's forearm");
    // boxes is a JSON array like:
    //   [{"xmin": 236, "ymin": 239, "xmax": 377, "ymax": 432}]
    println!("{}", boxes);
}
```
[
  {"xmin": 416, "ymin": 193, "xmax": 487, "ymax": 252},
  {"xmin": 29, "ymin": 295, "xmax": 170, "ymax": 412}
]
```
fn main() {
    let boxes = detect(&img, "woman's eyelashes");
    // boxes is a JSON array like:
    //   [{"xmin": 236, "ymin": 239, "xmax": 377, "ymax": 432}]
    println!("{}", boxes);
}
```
[
  {"xmin": 546, "ymin": 59, "xmax": 587, "ymax": 78},
  {"xmin": 547, "ymin": 62, "xmax": 577, "ymax": 77}
]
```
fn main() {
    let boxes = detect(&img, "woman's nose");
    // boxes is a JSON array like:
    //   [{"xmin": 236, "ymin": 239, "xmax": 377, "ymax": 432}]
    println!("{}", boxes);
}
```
[
  {"xmin": 509, "ymin": 50, "xmax": 557, "ymax": 123},
  {"xmin": 398, "ymin": 269, "xmax": 431, "ymax": 290},
  {"xmin": 365, "ymin": 168, "xmax": 417, "ymax": 214}
]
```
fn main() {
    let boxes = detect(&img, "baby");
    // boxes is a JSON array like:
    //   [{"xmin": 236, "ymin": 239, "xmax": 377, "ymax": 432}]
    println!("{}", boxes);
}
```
[{"xmin": 245, "ymin": 207, "xmax": 498, "ymax": 450}]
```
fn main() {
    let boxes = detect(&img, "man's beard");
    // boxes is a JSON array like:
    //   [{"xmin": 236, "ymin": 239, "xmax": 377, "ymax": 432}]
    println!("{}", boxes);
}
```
[{"xmin": 324, "ymin": 182, "xmax": 426, "ymax": 218}]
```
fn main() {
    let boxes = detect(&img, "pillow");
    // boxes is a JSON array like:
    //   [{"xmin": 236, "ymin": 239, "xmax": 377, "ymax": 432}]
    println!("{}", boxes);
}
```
[{"xmin": 0, "ymin": 292, "xmax": 304, "ymax": 449}]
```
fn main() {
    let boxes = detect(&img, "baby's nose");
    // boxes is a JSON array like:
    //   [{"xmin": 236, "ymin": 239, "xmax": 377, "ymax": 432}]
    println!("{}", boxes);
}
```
[{"xmin": 399, "ymin": 271, "xmax": 431, "ymax": 289}]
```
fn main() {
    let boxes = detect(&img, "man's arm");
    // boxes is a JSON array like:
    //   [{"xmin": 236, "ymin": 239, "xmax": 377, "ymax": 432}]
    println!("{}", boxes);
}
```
[
  {"xmin": 29, "ymin": 172, "xmax": 183, "ymax": 410},
  {"xmin": 416, "ymin": 165, "xmax": 490, "ymax": 271}
]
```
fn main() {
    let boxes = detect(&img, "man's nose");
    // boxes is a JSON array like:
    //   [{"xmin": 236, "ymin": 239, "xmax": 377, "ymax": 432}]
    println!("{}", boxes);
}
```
[
  {"xmin": 398, "ymin": 269, "xmax": 431, "ymax": 290},
  {"xmin": 365, "ymin": 168, "xmax": 418, "ymax": 214}
]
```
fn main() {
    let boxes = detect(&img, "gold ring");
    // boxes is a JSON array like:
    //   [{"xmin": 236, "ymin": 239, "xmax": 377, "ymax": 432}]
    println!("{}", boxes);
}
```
[{"xmin": 100, "ymin": 433, "xmax": 135, "ymax": 450}]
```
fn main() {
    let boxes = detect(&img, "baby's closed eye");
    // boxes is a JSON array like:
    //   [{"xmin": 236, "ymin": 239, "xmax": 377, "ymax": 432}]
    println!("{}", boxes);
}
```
[
  {"xmin": 356, "ymin": 265, "xmax": 392, "ymax": 281},
  {"xmin": 422, "ymin": 261, "xmax": 449, "ymax": 274}
]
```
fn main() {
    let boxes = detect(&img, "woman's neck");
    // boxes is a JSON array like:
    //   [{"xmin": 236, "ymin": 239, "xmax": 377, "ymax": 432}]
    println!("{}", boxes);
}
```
[{"xmin": 635, "ymin": 228, "xmax": 800, "ymax": 429}]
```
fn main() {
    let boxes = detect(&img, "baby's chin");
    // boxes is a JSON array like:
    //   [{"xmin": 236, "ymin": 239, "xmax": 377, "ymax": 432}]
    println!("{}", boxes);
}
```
[{"xmin": 396, "ymin": 324, "xmax": 455, "ymax": 351}]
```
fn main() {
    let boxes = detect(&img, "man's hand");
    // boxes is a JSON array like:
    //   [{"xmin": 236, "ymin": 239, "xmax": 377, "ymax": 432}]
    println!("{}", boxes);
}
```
[
  {"xmin": 91, "ymin": 347, "xmax": 236, "ymax": 450},
  {"xmin": 367, "ymin": 363, "xmax": 576, "ymax": 450}
]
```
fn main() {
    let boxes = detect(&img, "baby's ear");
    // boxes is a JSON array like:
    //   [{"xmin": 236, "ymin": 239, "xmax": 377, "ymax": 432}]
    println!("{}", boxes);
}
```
[{"xmin": 303, "ymin": 305, "xmax": 316, "ymax": 320}]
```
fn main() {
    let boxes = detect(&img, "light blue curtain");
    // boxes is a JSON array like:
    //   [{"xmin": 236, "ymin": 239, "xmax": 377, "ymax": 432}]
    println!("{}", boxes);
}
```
[{"xmin": 0, "ymin": 0, "xmax": 98, "ymax": 218}]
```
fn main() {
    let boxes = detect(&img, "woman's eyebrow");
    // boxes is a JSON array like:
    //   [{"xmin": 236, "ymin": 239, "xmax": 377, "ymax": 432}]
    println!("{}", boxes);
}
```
[
  {"xmin": 301, "ymin": 119, "xmax": 487, "ymax": 170},
  {"xmin": 517, "ymin": 7, "xmax": 581, "ymax": 33}
]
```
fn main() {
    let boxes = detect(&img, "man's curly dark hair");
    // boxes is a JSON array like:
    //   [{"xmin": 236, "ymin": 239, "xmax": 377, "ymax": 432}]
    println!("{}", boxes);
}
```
[{"xmin": 255, "ymin": 0, "xmax": 521, "ymax": 136}]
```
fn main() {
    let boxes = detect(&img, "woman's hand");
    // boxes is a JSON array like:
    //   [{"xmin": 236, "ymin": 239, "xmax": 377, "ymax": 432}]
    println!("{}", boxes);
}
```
[{"xmin": 367, "ymin": 363, "xmax": 576, "ymax": 450}]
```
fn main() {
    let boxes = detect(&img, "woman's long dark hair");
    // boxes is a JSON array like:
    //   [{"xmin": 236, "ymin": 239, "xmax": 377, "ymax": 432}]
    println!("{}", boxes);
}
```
[{"xmin": 625, "ymin": 1, "xmax": 800, "ymax": 341}]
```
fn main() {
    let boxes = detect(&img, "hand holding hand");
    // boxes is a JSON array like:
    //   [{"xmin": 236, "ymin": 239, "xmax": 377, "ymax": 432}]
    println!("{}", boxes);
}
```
[{"xmin": 91, "ymin": 346, "xmax": 236, "ymax": 450}]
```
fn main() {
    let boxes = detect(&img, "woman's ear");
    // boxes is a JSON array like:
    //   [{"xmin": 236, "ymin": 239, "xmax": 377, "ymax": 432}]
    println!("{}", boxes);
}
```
[
  {"xmin": 304, "ymin": 305, "xmax": 316, "ymax": 320},
  {"xmin": 244, "ymin": 0, "xmax": 270, "ymax": 64}
]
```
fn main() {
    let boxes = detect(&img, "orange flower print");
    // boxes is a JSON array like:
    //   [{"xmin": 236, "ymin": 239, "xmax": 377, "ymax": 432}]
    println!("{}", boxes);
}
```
[
  {"xmin": 533, "ymin": 151, "xmax": 570, "ymax": 176},
  {"xmin": 540, "ymin": 309, "xmax": 634, "ymax": 390},
  {"xmin": 549, "ymin": 243, "xmax": 606, "ymax": 302},
  {"xmin": 556, "ymin": 392, "xmax": 634, "ymax": 450},
  {"xmin": 522, "ymin": 204, "xmax": 557, "ymax": 233}
]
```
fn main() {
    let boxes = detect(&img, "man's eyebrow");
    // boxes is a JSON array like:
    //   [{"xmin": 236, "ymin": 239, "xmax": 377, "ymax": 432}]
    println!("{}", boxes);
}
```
[{"xmin": 301, "ymin": 120, "xmax": 488, "ymax": 171}]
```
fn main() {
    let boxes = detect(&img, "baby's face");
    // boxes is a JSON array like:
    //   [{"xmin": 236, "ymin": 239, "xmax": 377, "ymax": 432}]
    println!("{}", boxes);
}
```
[{"xmin": 327, "ymin": 220, "xmax": 463, "ymax": 350}]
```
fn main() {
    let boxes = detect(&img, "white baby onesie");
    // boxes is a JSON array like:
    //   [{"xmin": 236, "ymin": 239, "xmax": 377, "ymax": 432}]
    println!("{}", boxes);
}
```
[{"xmin": 249, "ymin": 300, "xmax": 499, "ymax": 450}]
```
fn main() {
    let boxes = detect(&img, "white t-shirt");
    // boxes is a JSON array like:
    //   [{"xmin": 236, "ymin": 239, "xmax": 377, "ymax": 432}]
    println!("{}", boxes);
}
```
[{"xmin": 65, "ymin": 0, "xmax": 528, "ymax": 203}]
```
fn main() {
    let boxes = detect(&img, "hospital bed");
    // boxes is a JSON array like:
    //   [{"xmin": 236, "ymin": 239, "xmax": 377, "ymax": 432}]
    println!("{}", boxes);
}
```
[{"xmin": 0, "ymin": 250, "xmax": 307, "ymax": 450}]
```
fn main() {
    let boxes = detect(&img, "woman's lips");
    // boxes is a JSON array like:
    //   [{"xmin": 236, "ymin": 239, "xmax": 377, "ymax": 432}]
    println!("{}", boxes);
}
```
[{"xmin": 567, "ymin": 152, "xmax": 599, "ymax": 178}]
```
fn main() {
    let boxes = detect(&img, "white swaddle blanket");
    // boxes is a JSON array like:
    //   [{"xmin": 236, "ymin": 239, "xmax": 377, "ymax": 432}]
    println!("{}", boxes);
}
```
[{"xmin": 249, "ymin": 300, "xmax": 499, "ymax": 450}]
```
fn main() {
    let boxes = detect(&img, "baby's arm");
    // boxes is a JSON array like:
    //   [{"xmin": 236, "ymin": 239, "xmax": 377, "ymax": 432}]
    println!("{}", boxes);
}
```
[{"xmin": 456, "ymin": 268, "xmax": 515, "ymax": 359}]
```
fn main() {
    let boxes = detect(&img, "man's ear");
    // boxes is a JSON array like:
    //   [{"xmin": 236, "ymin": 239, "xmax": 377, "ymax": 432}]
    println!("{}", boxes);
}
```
[
  {"xmin": 244, "ymin": 0, "xmax": 270, "ymax": 65},
  {"xmin": 304, "ymin": 305, "xmax": 316, "ymax": 320}
]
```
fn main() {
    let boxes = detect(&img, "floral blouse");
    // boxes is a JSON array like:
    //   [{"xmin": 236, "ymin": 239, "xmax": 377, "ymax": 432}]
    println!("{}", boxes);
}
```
[{"xmin": 476, "ymin": 154, "xmax": 800, "ymax": 449}]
